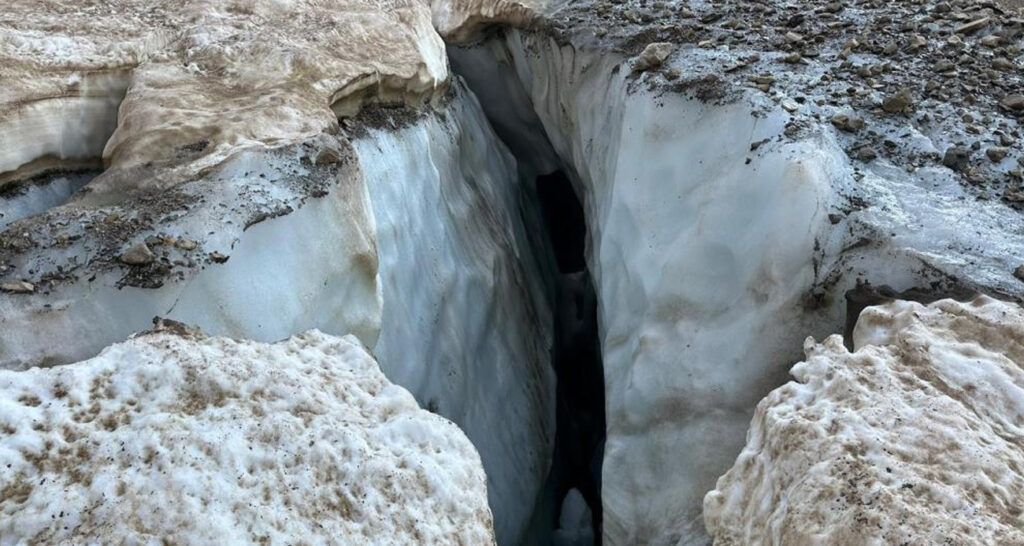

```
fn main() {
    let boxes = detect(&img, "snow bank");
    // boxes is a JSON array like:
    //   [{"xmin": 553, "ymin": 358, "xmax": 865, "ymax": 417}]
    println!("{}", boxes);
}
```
[
  {"xmin": 704, "ymin": 296, "xmax": 1024, "ymax": 545},
  {"xmin": 0, "ymin": 325, "xmax": 495, "ymax": 544}
]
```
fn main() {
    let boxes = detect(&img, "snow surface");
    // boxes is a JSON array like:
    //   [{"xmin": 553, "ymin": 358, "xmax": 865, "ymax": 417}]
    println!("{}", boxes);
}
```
[
  {"xmin": 0, "ymin": 326, "xmax": 495, "ymax": 544},
  {"xmin": 705, "ymin": 296, "xmax": 1024, "ymax": 545},
  {"xmin": 452, "ymin": 30, "xmax": 1024, "ymax": 544}
]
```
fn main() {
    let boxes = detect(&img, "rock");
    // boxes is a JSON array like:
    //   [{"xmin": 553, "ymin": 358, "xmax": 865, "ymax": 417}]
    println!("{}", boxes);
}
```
[
  {"xmin": 1015, "ymin": 265, "xmax": 1024, "ymax": 282},
  {"xmin": 784, "ymin": 31, "xmax": 803, "ymax": 43},
  {"xmin": 856, "ymin": 147, "xmax": 878, "ymax": 162},
  {"xmin": 881, "ymin": 89, "xmax": 914, "ymax": 113},
  {"xmin": 633, "ymin": 42, "xmax": 675, "ymax": 72},
  {"xmin": 120, "ymin": 243, "xmax": 155, "ymax": 266},
  {"xmin": 981, "ymin": 35, "xmax": 1001, "ymax": 47},
  {"xmin": 955, "ymin": 17, "xmax": 990, "ymax": 35},
  {"xmin": 0, "ymin": 329, "xmax": 497, "ymax": 544},
  {"xmin": 209, "ymin": 251, "xmax": 230, "ymax": 264},
  {"xmin": 907, "ymin": 35, "xmax": 928, "ymax": 51},
  {"xmin": 175, "ymin": 238, "xmax": 198, "ymax": 251},
  {"xmin": 705, "ymin": 297, "xmax": 1024, "ymax": 545},
  {"xmin": 0, "ymin": 280, "xmax": 34, "ymax": 293},
  {"xmin": 934, "ymin": 59, "xmax": 955, "ymax": 73},
  {"xmin": 993, "ymin": 57, "xmax": 1017, "ymax": 71},
  {"xmin": 943, "ymin": 145, "xmax": 972, "ymax": 171},
  {"xmin": 1001, "ymin": 94, "xmax": 1024, "ymax": 112},
  {"xmin": 782, "ymin": 52, "xmax": 802, "ymax": 64},
  {"xmin": 987, "ymin": 147, "xmax": 1009, "ymax": 162},
  {"xmin": 830, "ymin": 114, "xmax": 864, "ymax": 132}
]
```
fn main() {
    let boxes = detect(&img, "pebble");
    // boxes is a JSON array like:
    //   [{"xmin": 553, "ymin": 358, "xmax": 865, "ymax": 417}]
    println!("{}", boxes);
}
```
[
  {"xmin": 1001, "ymin": 95, "xmax": 1024, "ymax": 112},
  {"xmin": 942, "ymin": 145, "xmax": 971, "ymax": 172},
  {"xmin": 121, "ymin": 243, "xmax": 155, "ymax": 266},
  {"xmin": 633, "ymin": 42, "xmax": 675, "ymax": 72},
  {"xmin": 830, "ymin": 114, "xmax": 865, "ymax": 132},
  {"xmin": 882, "ymin": 89, "xmax": 914, "ymax": 113},
  {"xmin": 987, "ymin": 147, "xmax": 1009, "ymax": 162},
  {"xmin": 1, "ymin": 280, "xmax": 35, "ymax": 294}
]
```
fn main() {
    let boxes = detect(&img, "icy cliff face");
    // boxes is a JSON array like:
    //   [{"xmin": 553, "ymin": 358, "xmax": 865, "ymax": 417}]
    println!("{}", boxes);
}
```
[
  {"xmin": 353, "ymin": 96, "xmax": 554, "ymax": 543},
  {"xmin": 0, "ymin": 324, "xmax": 495, "ymax": 544},
  {"xmin": 450, "ymin": 8, "xmax": 1024, "ymax": 541},
  {"xmin": 705, "ymin": 297, "xmax": 1024, "ymax": 545}
]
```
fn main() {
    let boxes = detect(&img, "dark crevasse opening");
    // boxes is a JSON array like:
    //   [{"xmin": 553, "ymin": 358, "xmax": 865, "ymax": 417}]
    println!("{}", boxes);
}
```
[
  {"xmin": 535, "ymin": 170, "xmax": 605, "ymax": 546},
  {"xmin": 0, "ymin": 167, "xmax": 101, "ymax": 230}
]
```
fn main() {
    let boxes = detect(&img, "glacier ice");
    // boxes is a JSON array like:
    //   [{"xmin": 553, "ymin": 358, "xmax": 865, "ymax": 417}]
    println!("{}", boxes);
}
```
[
  {"xmin": 705, "ymin": 296, "xmax": 1024, "ymax": 545},
  {"xmin": 0, "ymin": 324, "xmax": 496, "ymax": 544}
]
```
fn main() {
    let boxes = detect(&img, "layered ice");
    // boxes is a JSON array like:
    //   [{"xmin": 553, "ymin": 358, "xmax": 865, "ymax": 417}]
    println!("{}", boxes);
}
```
[
  {"xmin": 705, "ymin": 297, "xmax": 1024, "ymax": 545},
  {"xmin": 0, "ymin": 324, "xmax": 496, "ymax": 544},
  {"xmin": 0, "ymin": 0, "xmax": 448, "ymax": 190}
]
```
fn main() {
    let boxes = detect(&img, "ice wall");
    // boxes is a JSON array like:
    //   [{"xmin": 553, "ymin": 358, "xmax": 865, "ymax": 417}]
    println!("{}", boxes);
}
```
[
  {"xmin": 353, "ymin": 92, "xmax": 554, "ymax": 543},
  {"xmin": 0, "ymin": 85, "xmax": 553, "ymax": 545}
]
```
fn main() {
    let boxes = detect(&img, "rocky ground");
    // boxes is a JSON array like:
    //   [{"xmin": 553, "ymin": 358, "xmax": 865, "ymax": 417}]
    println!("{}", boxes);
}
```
[{"xmin": 542, "ymin": 0, "xmax": 1024, "ymax": 208}]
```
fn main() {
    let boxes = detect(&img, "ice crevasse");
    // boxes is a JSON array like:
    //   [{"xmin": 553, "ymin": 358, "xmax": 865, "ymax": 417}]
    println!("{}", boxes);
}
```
[{"xmin": 447, "ymin": 15, "xmax": 1024, "ymax": 544}]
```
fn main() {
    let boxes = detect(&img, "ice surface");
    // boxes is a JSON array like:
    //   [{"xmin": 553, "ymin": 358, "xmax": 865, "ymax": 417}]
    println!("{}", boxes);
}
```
[
  {"xmin": 0, "ymin": 326, "xmax": 495, "ymax": 544},
  {"xmin": 705, "ymin": 297, "xmax": 1024, "ymax": 545}
]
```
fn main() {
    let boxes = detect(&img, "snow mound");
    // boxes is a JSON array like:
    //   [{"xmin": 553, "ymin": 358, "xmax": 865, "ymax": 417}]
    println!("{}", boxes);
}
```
[
  {"xmin": 704, "ymin": 296, "xmax": 1024, "ymax": 545},
  {"xmin": 0, "ymin": 323, "xmax": 495, "ymax": 544}
]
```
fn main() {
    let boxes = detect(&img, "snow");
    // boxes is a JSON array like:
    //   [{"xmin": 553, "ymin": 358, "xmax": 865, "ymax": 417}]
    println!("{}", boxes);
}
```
[
  {"xmin": 452, "ymin": 29, "xmax": 1024, "ymax": 544},
  {"xmin": 704, "ymin": 296, "xmax": 1024, "ymax": 545},
  {"xmin": 0, "ymin": 326, "xmax": 495, "ymax": 544}
]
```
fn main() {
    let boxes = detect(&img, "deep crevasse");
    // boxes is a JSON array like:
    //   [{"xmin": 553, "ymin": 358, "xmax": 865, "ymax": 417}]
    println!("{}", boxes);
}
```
[{"xmin": 451, "ymin": 30, "xmax": 1024, "ymax": 544}]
